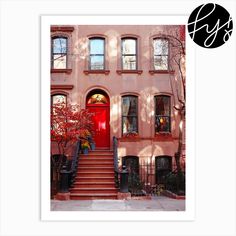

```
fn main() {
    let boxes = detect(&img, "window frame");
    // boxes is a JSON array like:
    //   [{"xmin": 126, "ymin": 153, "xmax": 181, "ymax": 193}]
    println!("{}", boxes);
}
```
[
  {"xmin": 154, "ymin": 95, "xmax": 171, "ymax": 133},
  {"xmin": 121, "ymin": 95, "xmax": 139, "ymax": 136},
  {"xmin": 121, "ymin": 37, "xmax": 137, "ymax": 70},
  {"xmin": 51, "ymin": 36, "xmax": 68, "ymax": 69},
  {"xmin": 89, "ymin": 37, "xmax": 105, "ymax": 70},
  {"xmin": 51, "ymin": 94, "xmax": 67, "ymax": 107},
  {"xmin": 51, "ymin": 94, "xmax": 67, "ymax": 131},
  {"xmin": 153, "ymin": 38, "xmax": 169, "ymax": 71}
]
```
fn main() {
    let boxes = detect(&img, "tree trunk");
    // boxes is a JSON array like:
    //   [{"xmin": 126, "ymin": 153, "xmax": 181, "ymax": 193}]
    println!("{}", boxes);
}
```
[{"xmin": 175, "ymin": 112, "xmax": 184, "ymax": 194}]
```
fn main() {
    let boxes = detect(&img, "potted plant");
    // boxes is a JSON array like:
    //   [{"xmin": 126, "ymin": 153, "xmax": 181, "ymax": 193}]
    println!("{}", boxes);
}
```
[{"xmin": 81, "ymin": 140, "xmax": 90, "ymax": 154}]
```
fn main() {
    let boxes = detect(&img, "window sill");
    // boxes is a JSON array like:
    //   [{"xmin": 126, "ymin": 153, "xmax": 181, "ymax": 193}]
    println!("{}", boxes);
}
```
[
  {"xmin": 119, "ymin": 136, "xmax": 141, "ymax": 142},
  {"xmin": 116, "ymin": 70, "xmax": 143, "ymax": 75},
  {"xmin": 51, "ymin": 84, "xmax": 74, "ymax": 90},
  {"xmin": 51, "ymin": 69, "xmax": 72, "ymax": 74},
  {"xmin": 51, "ymin": 26, "xmax": 74, "ymax": 32},
  {"xmin": 149, "ymin": 70, "xmax": 175, "ymax": 75},
  {"xmin": 83, "ymin": 70, "xmax": 110, "ymax": 75},
  {"xmin": 154, "ymin": 133, "xmax": 173, "ymax": 141}
]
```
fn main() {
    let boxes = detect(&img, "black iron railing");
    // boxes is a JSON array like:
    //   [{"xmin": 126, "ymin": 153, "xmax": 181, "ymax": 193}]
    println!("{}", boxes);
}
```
[
  {"xmin": 112, "ymin": 136, "xmax": 120, "ymax": 188},
  {"xmin": 51, "ymin": 140, "xmax": 81, "ymax": 195},
  {"xmin": 68, "ymin": 140, "xmax": 81, "ymax": 187},
  {"xmin": 51, "ymin": 154, "xmax": 67, "ymax": 197}
]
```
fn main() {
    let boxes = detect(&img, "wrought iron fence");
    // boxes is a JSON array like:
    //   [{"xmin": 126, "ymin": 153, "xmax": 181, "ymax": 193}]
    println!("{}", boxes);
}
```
[
  {"xmin": 139, "ymin": 159, "xmax": 158, "ymax": 196},
  {"xmin": 125, "ymin": 158, "xmax": 185, "ymax": 196},
  {"xmin": 163, "ymin": 169, "xmax": 185, "ymax": 195},
  {"xmin": 123, "ymin": 158, "xmax": 157, "ymax": 196}
]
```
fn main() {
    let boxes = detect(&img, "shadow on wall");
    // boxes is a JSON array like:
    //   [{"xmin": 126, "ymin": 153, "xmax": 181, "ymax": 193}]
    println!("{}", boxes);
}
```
[
  {"xmin": 110, "ymin": 95, "xmax": 120, "ymax": 134},
  {"xmin": 118, "ymin": 144, "xmax": 165, "ymax": 159}
]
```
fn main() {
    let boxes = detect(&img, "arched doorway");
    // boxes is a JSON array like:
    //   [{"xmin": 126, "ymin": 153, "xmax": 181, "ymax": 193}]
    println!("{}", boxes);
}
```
[{"xmin": 86, "ymin": 89, "xmax": 110, "ymax": 149}]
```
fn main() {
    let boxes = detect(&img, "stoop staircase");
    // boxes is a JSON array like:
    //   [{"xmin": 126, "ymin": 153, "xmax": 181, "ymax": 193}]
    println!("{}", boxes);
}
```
[{"xmin": 70, "ymin": 150, "xmax": 118, "ymax": 200}]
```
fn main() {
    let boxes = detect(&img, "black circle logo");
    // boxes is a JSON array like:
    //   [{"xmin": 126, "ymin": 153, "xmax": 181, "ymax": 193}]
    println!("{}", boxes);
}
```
[{"xmin": 188, "ymin": 3, "xmax": 233, "ymax": 48}]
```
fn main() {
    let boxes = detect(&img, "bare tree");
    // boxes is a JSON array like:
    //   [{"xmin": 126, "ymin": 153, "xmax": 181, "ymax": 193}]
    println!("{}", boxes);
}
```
[{"xmin": 160, "ymin": 26, "xmax": 186, "ymax": 192}]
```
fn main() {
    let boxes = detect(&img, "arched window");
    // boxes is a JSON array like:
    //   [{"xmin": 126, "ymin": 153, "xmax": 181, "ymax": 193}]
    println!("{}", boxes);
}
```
[
  {"xmin": 51, "ymin": 94, "xmax": 67, "ymax": 131},
  {"xmin": 153, "ymin": 38, "xmax": 169, "ymax": 70},
  {"xmin": 51, "ymin": 94, "xmax": 67, "ymax": 105},
  {"xmin": 121, "ymin": 38, "xmax": 137, "ymax": 70},
  {"xmin": 89, "ymin": 37, "xmax": 105, "ymax": 70},
  {"xmin": 155, "ymin": 95, "xmax": 171, "ymax": 133},
  {"xmin": 87, "ymin": 93, "xmax": 108, "ymax": 105},
  {"xmin": 51, "ymin": 37, "xmax": 68, "ymax": 69},
  {"xmin": 122, "ymin": 95, "xmax": 138, "ymax": 135}
]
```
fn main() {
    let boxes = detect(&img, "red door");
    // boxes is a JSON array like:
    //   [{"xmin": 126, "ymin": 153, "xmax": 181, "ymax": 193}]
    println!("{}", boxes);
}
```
[{"xmin": 88, "ymin": 106, "xmax": 110, "ymax": 149}]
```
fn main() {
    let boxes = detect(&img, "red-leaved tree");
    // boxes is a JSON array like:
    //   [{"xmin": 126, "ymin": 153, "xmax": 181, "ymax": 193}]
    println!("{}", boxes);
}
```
[
  {"xmin": 50, "ymin": 101, "xmax": 94, "ymax": 196},
  {"xmin": 51, "ymin": 101, "xmax": 94, "ymax": 158}
]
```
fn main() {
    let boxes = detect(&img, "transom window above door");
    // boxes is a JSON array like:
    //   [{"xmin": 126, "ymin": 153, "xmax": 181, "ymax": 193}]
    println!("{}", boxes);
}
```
[
  {"xmin": 121, "ymin": 38, "xmax": 137, "ymax": 70},
  {"xmin": 89, "ymin": 38, "xmax": 105, "ymax": 70},
  {"xmin": 87, "ymin": 94, "xmax": 108, "ymax": 104}
]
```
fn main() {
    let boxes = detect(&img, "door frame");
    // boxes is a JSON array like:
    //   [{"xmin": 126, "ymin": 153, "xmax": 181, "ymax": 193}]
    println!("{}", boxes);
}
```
[{"xmin": 155, "ymin": 155, "xmax": 172, "ymax": 184}]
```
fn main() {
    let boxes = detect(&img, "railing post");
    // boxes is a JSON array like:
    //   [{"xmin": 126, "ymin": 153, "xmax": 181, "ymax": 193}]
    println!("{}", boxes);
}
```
[
  {"xmin": 113, "ymin": 136, "xmax": 120, "ymax": 188},
  {"xmin": 120, "ymin": 165, "xmax": 129, "ymax": 193}
]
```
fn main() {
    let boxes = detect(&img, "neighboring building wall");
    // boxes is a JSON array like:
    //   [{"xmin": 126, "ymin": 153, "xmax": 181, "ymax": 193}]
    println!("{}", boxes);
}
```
[{"xmin": 51, "ymin": 25, "xmax": 185, "ymax": 184}]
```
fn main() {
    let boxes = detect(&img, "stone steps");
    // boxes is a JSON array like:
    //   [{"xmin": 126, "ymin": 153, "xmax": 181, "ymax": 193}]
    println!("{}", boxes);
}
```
[{"xmin": 70, "ymin": 150, "xmax": 118, "ymax": 200}]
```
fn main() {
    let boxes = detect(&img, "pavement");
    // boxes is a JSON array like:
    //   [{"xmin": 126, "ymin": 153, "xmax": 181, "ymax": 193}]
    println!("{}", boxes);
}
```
[{"xmin": 51, "ymin": 196, "xmax": 185, "ymax": 211}]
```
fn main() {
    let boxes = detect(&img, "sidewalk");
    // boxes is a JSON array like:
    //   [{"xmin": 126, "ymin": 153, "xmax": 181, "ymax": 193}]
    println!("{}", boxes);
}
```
[{"xmin": 51, "ymin": 196, "xmax": 185, "ymax": 211}]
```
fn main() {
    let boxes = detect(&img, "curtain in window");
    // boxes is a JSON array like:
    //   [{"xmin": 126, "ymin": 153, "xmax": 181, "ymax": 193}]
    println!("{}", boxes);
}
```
[
  {"xmin": 155, "ymin": 96, "xmax": 170, "ymax": 133},
  {"xmin": 122, "ymin": 96, "xmax": 138, "ymax": 135}
]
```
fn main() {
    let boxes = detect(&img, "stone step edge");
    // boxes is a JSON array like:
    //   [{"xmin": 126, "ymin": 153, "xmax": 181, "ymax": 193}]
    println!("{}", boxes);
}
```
[
  {"xmin": 70, "ymin": 188, "xmax": 117, "ymax": 190},
  {"xmin": 75, "ymin": 176, "xmax": 114, "ymax": 179},
  {"xmin": 78, "ymin": 167, "xmax": 114, "ymax": 169},
  {"xmin": 70, "ymin": 193, "xmax": 117, "ymax": 196},
  {"xmin": 76, "ymin": 171, "xmax": 114, "ymax": 174},
  {"xmin": 73, "ymin": 182, "xmax": 115, "ymax": 184},
  {"xmin": 79, "ymin": 154, "xmax": 113, "ymax": 156},
  {"xmin": 79, "ymin": 158, "xmax": 113, "ymax": 160}
]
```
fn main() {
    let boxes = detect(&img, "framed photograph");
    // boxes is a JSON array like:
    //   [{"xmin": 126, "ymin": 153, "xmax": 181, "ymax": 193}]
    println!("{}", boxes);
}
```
[{"xmin": 41, "ymin": 15, "xmax": 195, "ymax": 221}]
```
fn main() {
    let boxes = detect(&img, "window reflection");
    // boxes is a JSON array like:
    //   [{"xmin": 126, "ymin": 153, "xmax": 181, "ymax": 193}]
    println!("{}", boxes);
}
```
[
  {"xmin": 122, "ymin": 38, "xmax": 137, "ymax": 70},
  {"xmin": 51, "ymin": 37, "xmax": 67, "ymax": 69},
  {"xmin": 153, "ymin": 39, "xmax": 168, "ymax": 70},
  {"xmin": 52, "ymin": 94, "xmax": 66, "ymax": 105},
  {"xmin": 89, "ymin": 38, "xmax": 105, "ymax": 70}
]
